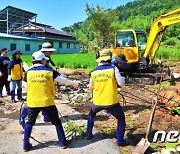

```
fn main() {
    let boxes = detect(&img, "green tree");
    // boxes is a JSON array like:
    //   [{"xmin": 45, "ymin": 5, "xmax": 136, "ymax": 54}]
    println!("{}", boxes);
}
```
[
  {"xmin": 85, "ymin": 4, "xmax": 118, "ymax": 49},
  {"xmin": 62, "ymin": 0, "xmax": 180, "ymax": 52}
]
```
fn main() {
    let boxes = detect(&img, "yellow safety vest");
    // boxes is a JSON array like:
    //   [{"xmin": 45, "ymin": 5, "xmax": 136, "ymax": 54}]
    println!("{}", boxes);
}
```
[
  {"xmin": 91, "ymin": 65, "xmax": 118, "ymax": 106},
  {"xmin": 27, "ymin": 66, "xmax": 55, "ymax": 107},
  {"xmin": 11, "ymin": 63, "xmax": 24, "ymax": 80}
]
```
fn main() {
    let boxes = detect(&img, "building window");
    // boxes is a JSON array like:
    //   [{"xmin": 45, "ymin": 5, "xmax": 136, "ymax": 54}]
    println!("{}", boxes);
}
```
[
  {"xmin": 59, "ymin": 42, "xmax": 62, "ymax": 48},
  {"xmin": 39, "ymin": 45, "xmax": 42, "ymax": 50},
  {"xmin": 25, "ymin": 44, "xmax": 30, "ymax": 51},
  {"xmin": 74, "ymin": 43, "xmax": 76, "ymax": 49},
  {"xmin": 10, "ymin": 43, "xmax": 16, "ymax": 51},
  {"xmin": 67, "ymin": 43, "xmax": 70, "ymax": 48}
]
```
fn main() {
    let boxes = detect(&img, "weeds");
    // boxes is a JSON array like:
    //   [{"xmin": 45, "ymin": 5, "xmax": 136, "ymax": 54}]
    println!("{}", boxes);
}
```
[
  {"xmin": 144, "ymin": 80, "xmax": 171, "ymax": 92},
  {"xmin": 127, "ymin": 117, "xmax": 135, "ymax": 129},
  {"xmin": 64, "ymin": 120, "xmax": 87, "ymax": 140},
  {"xmin": 102, "ymin": 127, "xmax": 115, "ymax": 136},
  {"xmin": 165, "ymin": 141, "xmax": 180, "ymax": 149},
  {"xmin": 169, "ymin": 106, "xmax": 180, "ymax": 116},
  {"xmin": 151, "ymin": 142, "xmax": 165, "ymax": 152}
]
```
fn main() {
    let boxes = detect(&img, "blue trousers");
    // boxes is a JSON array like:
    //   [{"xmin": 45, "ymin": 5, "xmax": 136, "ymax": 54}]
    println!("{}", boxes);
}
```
[
  {"xmin": 10, "ymin": 79, "xmax": 22, "ymax": 91},
  {"xmin": 86, "ymin": 103, "xmax": 126, "ymax": 144}
]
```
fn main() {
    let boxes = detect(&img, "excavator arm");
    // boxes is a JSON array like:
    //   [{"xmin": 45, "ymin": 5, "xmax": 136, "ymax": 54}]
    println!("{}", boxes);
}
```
[{"xmin": 143, "ymin": 9, "xmax": 180, "ymax": 64}]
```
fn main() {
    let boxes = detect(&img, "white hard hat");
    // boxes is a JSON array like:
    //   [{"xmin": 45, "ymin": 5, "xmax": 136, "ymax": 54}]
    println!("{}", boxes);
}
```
[{"xmin": 32, "ymin": 51, "xmax": 49, "ymax": 61}]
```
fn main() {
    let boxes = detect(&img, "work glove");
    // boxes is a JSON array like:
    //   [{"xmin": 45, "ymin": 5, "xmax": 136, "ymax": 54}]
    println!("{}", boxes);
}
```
[
  {"xmin": 7, "ymin": 75, "xmax": 11, "ymax": 81},
  {"xmin": 0, "ymin": 72, "xmax": 3, "ymax": 78},
  {"xmin": 72, "ymin": 81, "xmax": 80, "ymax": 89}
]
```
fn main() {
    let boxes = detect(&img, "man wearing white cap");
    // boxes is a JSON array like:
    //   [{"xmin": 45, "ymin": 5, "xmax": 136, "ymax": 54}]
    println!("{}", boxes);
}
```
[
  {"xmin": 22, "ymin": 51, "xmax": 79, "ymax": 151},
  {"xmin": 39, "ymin": 42, "xmax": 57, "ymax": 68}
]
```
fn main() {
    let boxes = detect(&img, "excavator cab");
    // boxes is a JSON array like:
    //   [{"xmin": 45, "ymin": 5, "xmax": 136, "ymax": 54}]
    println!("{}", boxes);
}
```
[
  {"xmin": 110, "ymin": 9, "xmax": 180, "ymax": 84},
  {"xmin": 111, "ymin": 30, "xmax": 147, "ymax": 65}
]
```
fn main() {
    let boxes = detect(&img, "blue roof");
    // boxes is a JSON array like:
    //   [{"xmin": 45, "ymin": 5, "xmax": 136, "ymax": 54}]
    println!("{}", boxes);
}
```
[{"xmin": 0, "ymin": 33, "xmax": 45, "ymax": 41}]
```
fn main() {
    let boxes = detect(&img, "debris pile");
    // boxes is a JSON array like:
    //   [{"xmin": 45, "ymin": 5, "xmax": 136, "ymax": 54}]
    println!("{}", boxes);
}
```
[
  {"xmin": 55, "ymin": 73, "xmax": 92, "ymax": 104},
  {"xmin": 158, "ymin": 84, "xmax": 180, "ymax": 108}
]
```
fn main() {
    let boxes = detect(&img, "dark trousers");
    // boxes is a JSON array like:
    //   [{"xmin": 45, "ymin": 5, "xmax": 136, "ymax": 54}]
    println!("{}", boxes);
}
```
[
  {"xmin": 0, "ymin": 75, "xmax": 10, "ymax": 93},
  {"xmin": 86, "ymin": 103, "xmax": 126, "ymax": 144},
  {"xmin": 41, "ymin": 110, "xmax": 49, "ymax": 121},
  {"xmin": 24, "ymin": 105, "xmax": 67, "ymax": 148},
  {"xmin": 27, "ymin": 105, "xmax": 62, "ymax": 126}
]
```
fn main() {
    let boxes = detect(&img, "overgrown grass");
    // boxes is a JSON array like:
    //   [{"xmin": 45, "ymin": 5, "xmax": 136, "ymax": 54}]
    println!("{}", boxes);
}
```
[
  {"xmin": 21, "ymin": 53, "xmax": 97, "ymax": 70},
  {"xmin": 157, "ymin": 46, "xmax": 180, "ymax": 60},
  {"xmin": 20, "ymin": 46, "xmax": 179, "ymax": 71}
]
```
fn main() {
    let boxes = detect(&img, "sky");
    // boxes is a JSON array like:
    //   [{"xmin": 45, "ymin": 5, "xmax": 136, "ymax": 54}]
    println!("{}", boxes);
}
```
[{"xmin": 0, "ymin": 0, "xmax": 133, "ymax": 30}]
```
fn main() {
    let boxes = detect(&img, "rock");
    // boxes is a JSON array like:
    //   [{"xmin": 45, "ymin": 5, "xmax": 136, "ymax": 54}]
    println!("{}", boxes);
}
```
[
  {"xmin": 77, "ymin": 89, "xmax": 85, "ymax": 94},
  {"xmin": 60, "ymin": 100, "xmax": 70, "ymax": 104},
  {"xmin": 71, "ymin": 94, "xmax": 84, "ymax": 103},
  {"xmin": 176, "ymin": 146, "xmax": 180, "ymax": 152},
  {"xmin": 4, "ymin": 110, "xmax": 14, "ymax": 114},
  {"xmin": 61, "ymin": 94, "xmax": 69, "ymax": 100},
  {"xmin": 172, "ymin": 73, "xmax": 180, "ymax": 78}
]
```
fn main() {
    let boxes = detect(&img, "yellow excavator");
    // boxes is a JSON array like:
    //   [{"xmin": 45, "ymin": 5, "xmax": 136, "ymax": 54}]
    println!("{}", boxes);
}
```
[{"xmin": 111, "ymin": 8, "xmax": 180, "ymax": 84}]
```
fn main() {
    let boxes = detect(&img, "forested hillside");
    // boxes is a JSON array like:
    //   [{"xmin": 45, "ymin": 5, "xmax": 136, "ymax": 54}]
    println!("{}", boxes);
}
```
[
  {"xmin": 116, "ymin": 0, "xmax": 180, "ymax": 38},
  {"xmin": 62, "ymin": 0, "xmax": 180, "ymax": 53}
]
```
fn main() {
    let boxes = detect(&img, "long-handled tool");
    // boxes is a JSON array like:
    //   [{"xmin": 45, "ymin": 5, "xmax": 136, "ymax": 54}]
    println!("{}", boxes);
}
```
[
  {"xmin": 132, "ymin": 98, "xmax": 158, "ymax": 154},
  {"xmin": 132, "ymin": 67, "xmax": 164, "ymax": 154}
]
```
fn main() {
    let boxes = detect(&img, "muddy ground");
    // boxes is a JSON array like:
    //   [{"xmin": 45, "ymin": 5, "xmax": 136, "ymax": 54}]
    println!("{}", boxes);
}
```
[
  {"xmin": 0, "ymin": 61, "xmax": 180, "ymax": 154},
  {"xmin": 63, "ymin": 62, "xmax": 180, "ymax": 154}
]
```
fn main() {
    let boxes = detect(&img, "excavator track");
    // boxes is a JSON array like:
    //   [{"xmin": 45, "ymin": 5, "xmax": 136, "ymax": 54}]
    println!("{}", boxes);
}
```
[
  {"xmin": 121, "ymin": 65, "xmax": 171, "ymax": 85},
  {"xmin": 124, "ymin": 73, "xmax": 156, "ymax": 85}
]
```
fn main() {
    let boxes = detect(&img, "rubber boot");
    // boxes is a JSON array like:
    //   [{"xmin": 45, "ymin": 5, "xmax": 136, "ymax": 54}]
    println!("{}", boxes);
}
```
[
  {"xmin": 23, "ymin": 125, "xmax": 32, "ymax": 152},
  {"xmin": 55, "ymin": 124, "xmax": 67, "ymax": 148},
  {"xmin": 116, "ymin": 122, "xmax": 128, "ymax": 146},
  {"xmin": 86, "ymin": 109, "xmax": 96, "ymax": 140},
  {"xmin": 42, "ymin": 110, "xmax": 50, "ymax": 122},
  {"xmin": 11, "ymin": 90, "xmax": 16, "ymax": 103},
  {"xmin": 0, "ymin": 87, "xmax": 3, "ymax": 97},
  {"xmin": 17, "ymin": 88, "xmax": 25, "ymax": 101},
  {"xmin": 20, "ymin": 106, "xmax": 28, "ymax": 128}
]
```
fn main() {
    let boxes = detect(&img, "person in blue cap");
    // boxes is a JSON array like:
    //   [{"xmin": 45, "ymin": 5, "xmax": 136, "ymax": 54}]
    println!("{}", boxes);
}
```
[
  {"xmin": 86, "ymin": 49, "xmax": 128, "ymax": 146},
  {"xmin": 111, "ymin": 54, "xmax": 127, "ymax": 71}
]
